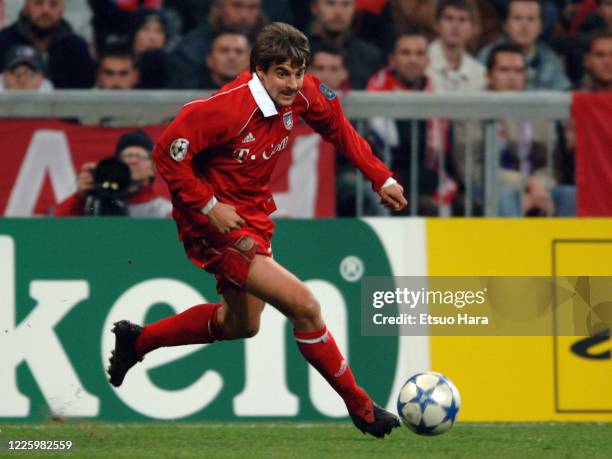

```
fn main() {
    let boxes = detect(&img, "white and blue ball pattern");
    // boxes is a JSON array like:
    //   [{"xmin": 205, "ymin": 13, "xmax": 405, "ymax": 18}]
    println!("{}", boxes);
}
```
[{"xmin": 397, "ymin": 372, "xmax": 461, "ymax": 435}]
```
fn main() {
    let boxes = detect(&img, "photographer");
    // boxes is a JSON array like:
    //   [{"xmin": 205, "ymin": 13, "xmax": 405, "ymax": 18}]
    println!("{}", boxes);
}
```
[{"xmin": 54, "ymin": 130, "xmax": 172, "ymax": 217}]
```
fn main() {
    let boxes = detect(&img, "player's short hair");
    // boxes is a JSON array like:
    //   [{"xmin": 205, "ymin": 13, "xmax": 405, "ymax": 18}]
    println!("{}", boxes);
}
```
[
  {"xmin": 585, "ymin": 29, "xmax": 612, "ymax": 54},
  {"xmin": 486, "ymin": 42, "xmax": 525, "ymax": 71},
  {"xmin": 435, "ymin": 0, "xmax": 474, "ymax": 21},
  {"xmin": 250, "ymin": 22, "xmax": 310, "ymax": 72}
]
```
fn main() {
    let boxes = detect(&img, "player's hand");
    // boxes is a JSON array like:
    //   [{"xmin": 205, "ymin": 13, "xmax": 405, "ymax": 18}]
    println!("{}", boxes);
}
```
[
  {"xmin": 378, "ymin": 183, "xmax": 408, "ymax": 212},
  {"xmin": 207, "ymin": 202, "xmax": 246, "ymax": 234},
  {"xmin": 76, "ymin": 162, "xmax": 96, "ymax": 197}
]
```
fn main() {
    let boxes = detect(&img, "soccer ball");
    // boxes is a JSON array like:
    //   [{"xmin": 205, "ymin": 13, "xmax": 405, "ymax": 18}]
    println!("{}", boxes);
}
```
[{"xmin": 396, "ymin": 371, "xmax": 461, "ymax": 435}]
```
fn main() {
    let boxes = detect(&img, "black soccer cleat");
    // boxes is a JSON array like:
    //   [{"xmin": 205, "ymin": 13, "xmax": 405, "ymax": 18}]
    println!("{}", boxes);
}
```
[
  {"xmin": 349, "ymin": 404, "xmax": 401, "ymax": 439},
  {"xmin": 107, "ymin": 320, "xmax": 143, "ymax": 387}
]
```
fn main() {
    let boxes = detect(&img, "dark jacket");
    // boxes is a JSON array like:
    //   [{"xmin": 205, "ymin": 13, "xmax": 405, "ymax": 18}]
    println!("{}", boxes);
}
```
[
  {"xmin": 198, "ymin": 69, "xmax": 221, "ymax": 90},
  {"xmin": 0, "ymin": 14, "xmax": 95, "ymax": 88},
  {"xmin": 309, "ymin": 33, "xmax": 384, "ymax": 90},
  {"xmin": 168, "ymin": 23, "xmax": 211, "ymax": 89},
  {"xmin": 137, "ymin": 49, "xmax": 175, "ymax": 89}
]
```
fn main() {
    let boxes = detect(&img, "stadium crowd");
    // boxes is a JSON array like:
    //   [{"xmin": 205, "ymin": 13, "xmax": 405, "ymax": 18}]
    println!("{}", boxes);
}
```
[{"xmin": 1, "ymin": 0, "xmax": 609, "ymax": 217}]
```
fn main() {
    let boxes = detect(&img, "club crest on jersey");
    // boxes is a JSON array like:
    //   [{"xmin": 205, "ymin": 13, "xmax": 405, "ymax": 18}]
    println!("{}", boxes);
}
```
[
  {"xmin": 319, "ymin": 83, "xmax": 336, "ymax": 100},
  {"xmin": 283, "ymin": 111, "xmax": 293, "ymax": 131},
  {"xmin": 170, "ymin": 138, "xmax": 189, "ymax": 161}
]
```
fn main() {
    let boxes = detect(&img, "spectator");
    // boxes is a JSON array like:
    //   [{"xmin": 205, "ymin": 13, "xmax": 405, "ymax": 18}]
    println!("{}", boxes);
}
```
[
  {"xmin": 200, "ymin": 30, "xmax": 250, "ymax": 89},
  {"xmin": 164, "ymin": 0, "xmax": 291, "ymax": 36},
  {"xmin": 54, "ymin": 130, "xmax": 172, "ymax": 218},
  {"xmin": 367, "ymin": 30, "xmax": 430, "ymax": 91},
  {"xmin": 351, "ymin": 0, "xmax": 396, "ymax": 53},
  {"xmin": 88, "ymin": 0, "xmax": 165, "ymax": 54},
  {"xmin": 477, "ymin": 0, "xmax": 571, "ymax": 90},
  {"xmin": 456, "ymin": 43, "xmax": 575, "ymax": 216},
  {"xmin": 428, "ymin": 0, "xmax": 486, "ymax": 92},
  {"xmin": 561, "ymin": 1, "xmax": 612, "ymax": 85},
  {"xmin": 489, "ymin": 0, "xmax": 561, "ymax": 38},
  {"xmin": 309, "ymin": 0, "xmax": 384, "ymax": 89},
  {"xmin": 487, "ymin": 43, "xmax": 528, "ymax": 89},
  {"xmin": 96, "ymin": 44, "xmax": 139, "ymax": 90},
  {"xmin": 581, "ymin": 29, "xmax": 612, "ymax": 91},
  {"xmin": 204, "ymin": 0, "xmax": 264, "ymax": 38},
  {"xmin": 308, "ymin": 42, "xmax": 349, "ymax": 91},
  {"xmin": 0, "ymin": 44, "xmax": 53, "ymax": 91},
  {"xmin": 0, "ymin": 0, "xmax": 95, "ymax": 88},
  {"xmin": 391, "ymin": 0, "xmax": 436, "ymax": 41},
  {"xmin": 164, "ymin": 0, "xmax": 214, "ymax": 36},
  {"xmin": 129, "ymin": 8, "xmax": 176, "ymax": 88},
  {"xmin": 170, "ymin": 0, "xmax": 266, "ymax": 88},
  {"xmin": 131, "ymin": 9, "xmax": 168, "ymax": 55},
  {"xmin": 2, "ymin": 0, "xmax": 94, "ymax": 44},
  {"xmin": 367, "ymin": 29, "xmax": 456, "ymax": 215},
  {"xmin": 426, "ymin": 0, "xmax": 486, "ymax": 214}
]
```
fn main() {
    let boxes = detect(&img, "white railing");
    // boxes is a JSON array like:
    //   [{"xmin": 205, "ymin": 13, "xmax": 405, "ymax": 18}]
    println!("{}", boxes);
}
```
[{"xmin": 0, "ymin": 91, "xmax": 571, "ymax": 216}]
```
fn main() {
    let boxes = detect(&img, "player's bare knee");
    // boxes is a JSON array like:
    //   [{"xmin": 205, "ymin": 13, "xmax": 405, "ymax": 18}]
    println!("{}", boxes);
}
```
[{"xmin": 292, "ymin": 294, "xmax": 321, "ymax": 326}]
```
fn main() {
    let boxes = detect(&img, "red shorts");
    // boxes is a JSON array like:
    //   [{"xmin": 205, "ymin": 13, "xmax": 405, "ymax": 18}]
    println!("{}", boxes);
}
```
[{"xmin": 183, "ymin": 228, "xmax": 272, "ymax": 293}]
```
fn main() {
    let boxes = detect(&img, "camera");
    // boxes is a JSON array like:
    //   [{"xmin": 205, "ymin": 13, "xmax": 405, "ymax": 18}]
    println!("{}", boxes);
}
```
[{"xmin": 84, "ymin": 157, "xmax": 131, "ymax": 216}]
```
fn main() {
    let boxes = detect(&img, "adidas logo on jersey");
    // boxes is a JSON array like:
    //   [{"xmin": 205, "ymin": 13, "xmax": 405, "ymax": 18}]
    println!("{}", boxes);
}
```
[{"xmin": 242, "ymin": 132, "xmax": 255, "ymax": 143}]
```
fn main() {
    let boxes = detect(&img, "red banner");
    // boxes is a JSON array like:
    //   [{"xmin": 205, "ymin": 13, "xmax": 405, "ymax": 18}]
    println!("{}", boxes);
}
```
[
  {"xmin": 573, "ymin": 93, "xmax": 612, "ymax": 216},
  {"xmin": 270, "ymin": 120, "xmax": 335, "ymax": 217},
  {"xmin": 0, "ymin": 119, "xmax": 335, "ymax": 217}
]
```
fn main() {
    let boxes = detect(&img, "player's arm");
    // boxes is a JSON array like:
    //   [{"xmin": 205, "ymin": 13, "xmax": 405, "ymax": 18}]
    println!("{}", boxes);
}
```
[
  {"xmin": 300, "ymin": 76, "xmax": 407, "ymax": 211},
  {"xmin": 153, "ymin": 105, "xmax": 244, "ymax": 233}
]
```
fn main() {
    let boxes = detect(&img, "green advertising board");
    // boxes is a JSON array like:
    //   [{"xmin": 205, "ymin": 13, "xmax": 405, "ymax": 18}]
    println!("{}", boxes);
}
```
[{"xmin": 0, "ymin": 219, "xmax": 418, "ymax": 421}]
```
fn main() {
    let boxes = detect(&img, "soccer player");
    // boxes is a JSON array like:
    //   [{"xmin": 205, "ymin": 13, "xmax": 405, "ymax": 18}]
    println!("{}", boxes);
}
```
[{"xmin": 107, "ymin": 22, "xmax": 407, "ymax": 438}]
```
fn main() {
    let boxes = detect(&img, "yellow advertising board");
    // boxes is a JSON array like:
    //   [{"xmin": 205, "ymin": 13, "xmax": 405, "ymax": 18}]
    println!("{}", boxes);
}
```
[
  {"xmin": 427, "ymin": 219, "xmax": 612, "ymax": 421},
  {"xmin": 554, "ymin": 241, "xmax": 612, "ymax": 413}
]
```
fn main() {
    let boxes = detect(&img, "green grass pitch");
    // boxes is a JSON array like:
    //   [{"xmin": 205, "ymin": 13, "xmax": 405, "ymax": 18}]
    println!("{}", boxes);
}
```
[{"xmin": 1, "ymin": 422, "xmax": 611, "ymax": 458}]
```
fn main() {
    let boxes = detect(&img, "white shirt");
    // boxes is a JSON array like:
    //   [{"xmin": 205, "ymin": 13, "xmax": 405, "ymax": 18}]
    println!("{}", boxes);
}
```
[{"xmin": 427, "ymin": 39, "xmax": 486, "ymax": 92}]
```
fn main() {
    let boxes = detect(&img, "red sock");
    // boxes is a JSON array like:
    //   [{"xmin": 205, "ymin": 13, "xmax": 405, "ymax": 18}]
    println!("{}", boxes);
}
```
[
  {"xmin": 295, "ymin": 327, "xmax": 374, "ymax": 422},
  {"xmin": 135, "ymin": 303, "xmax": 224, "ymax": 357}
]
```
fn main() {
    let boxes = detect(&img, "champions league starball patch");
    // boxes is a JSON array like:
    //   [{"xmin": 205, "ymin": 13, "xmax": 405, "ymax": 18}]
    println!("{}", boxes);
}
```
[
  {"xmin": 169, "ymin": 138, "xmax": 189, "ymax": 161},
  {"xmin": 319, "ymin": 83, "xmax": 336, "ymax": 100},
  {"xmin": 283, "ymin": 111, "xmax": 293, "ymax": 130}
]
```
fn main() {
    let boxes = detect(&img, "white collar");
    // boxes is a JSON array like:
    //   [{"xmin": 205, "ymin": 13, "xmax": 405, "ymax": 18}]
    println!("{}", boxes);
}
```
[{"xmin": 248, "ymin": 72, "xmax": 278, "ymax": 117}]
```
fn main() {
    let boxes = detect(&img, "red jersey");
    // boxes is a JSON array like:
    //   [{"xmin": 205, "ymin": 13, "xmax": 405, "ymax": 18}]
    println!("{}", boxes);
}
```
[{"xmin": 153, "ymin": 71, "xmax": 392, "ymax": 241}]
